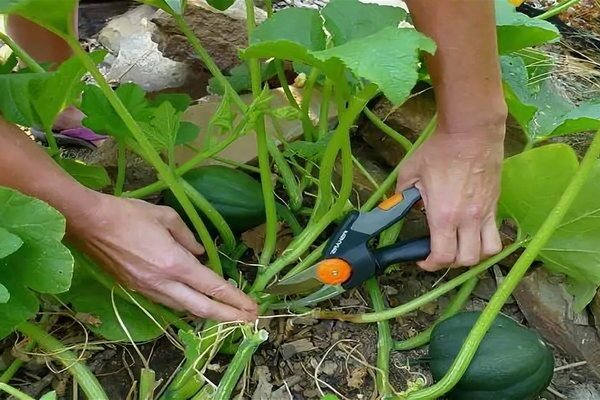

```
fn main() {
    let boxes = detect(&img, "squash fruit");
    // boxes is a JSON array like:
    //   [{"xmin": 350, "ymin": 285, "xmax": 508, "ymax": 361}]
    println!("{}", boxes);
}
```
[
  {"xmin": 428, "ymin": 311, "xmax": 554, "ymax": 400},
  {"xmin": 163, "ymin": 165, "xmax": 266, "ymax": 234}
]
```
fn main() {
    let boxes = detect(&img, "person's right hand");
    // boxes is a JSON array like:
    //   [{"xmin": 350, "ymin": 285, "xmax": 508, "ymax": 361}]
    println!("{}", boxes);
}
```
[{"xmin": 67, "ymin": 192, "xmax": 258, "ymax": 322}]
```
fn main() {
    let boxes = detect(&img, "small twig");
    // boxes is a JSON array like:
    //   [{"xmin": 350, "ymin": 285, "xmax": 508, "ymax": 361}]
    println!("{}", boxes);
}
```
[
  {"xmin": 554, "ymin": 360, "xmax": 587, "ymax": 372},
  {"xmin": 547, "ymin": 386, "xmax": 568, "ymax": 399}
]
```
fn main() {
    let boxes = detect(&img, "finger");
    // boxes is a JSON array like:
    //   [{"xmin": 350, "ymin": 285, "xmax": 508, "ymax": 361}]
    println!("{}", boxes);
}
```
[
  {"xmin": 144, "ymin": 289, "xmax": 185, "ymax": 312},
  {"xmin": 159, "ymin": 207, "xmax": 205, "ymax": 255},
  {"xmin": 456, "ymin": 217, "xmax": 482, "ymax": 267},
  {"xmin": 395, "ymin": 159, "xmax": 420, "ymax": 192},
  {"xmin": 480, "ymin": 215, "xmax": 502, "ymax": 258},
  {"xmin": 176, "ymin": 257, "xmax": 258, "ymax": 315},
  {"xmin": 418, "ymin": 210, "xmax": 458, "ymax": 271},
  {"xmin": 161, "ymin": 281, "xmax": 257, "ymax": 322}
]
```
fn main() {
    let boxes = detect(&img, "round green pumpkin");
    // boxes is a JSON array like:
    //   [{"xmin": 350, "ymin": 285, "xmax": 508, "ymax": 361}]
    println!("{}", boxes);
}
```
[
  {"xmin": 163, "ymin": 165, "xmax": 266, "ymax": 234},
  {"xmin": 428, "ymin": 311, "xmax": 554, "ymax": 400}
]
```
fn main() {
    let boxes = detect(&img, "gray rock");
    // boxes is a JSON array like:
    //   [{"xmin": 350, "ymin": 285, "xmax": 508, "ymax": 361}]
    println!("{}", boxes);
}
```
[
  {"xmin": 513, "ymin": 267, "xmax": 600, "ymax": 379},
  {"xmin": 280, "ymin": 338, "xmax": 317, "ymax": 360},
  {"xmin": 97, "ymin": 5, "xmax": 193, "ymax": 93},
  {"xmin": 151, "ymin": 0, "xmax": 266, "ymax": 73},
  {"xmin": 565, "ymin": 384, "xmax": 600, "ymax": 400}
]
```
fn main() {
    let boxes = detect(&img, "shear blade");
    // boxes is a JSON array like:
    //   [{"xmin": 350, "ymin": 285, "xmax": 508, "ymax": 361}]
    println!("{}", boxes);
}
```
[{"xmin": 265, "ymin": 265, "xmax": 323, "ymax": 295}]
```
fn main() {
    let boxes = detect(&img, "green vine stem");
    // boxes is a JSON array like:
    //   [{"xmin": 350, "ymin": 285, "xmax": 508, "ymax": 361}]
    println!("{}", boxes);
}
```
[
  {"xmin": 114, "ymin": 140, "xmax": 127, "ymax": 196},
  {"xmin": 0, "ymin": 314, "xmax": 51, "ymax": 384},
  {"xmin": 172, "ymin": 15, "xmax": 246, "ymax": 112},
  {"xmin": 408, "ymin": 128, "xmax": 600, "ymax": 399},
  {"xmin": 213, "ymin": 329, "xmax": 268, "ymax": 399},
  {"xmin": 67, "ymin": 41, "xmax": 223, "ymax": 274},
  {"xmin": 123, "ymin": 118, "xmax": 245, "ymax": 199},
  {"xmin": 300, "ymin": 68, "xmax": 320, "ymax": 141},
  {"xmin": 191, "ymin": 386, "xmax": 215, "ymax": 400},
  {"xmin": 281, "ymin": 242, "xmax": 326, "ymax": 279},
  {"xmin": 314, "ymin": 241, "xmax": 524, "ymax": 323},
  {"xmin": 16, "ymin": 321, "xmax": 108, "ymax": 400},
  {"xmin": 365, "ymin": 279, "xmax": 393, "ymax": 397},
  {"xmin": 363, "ymin": 115, "xmax": 437, "ymax": 211},
  {"xmin": 181, "ymin": 179, "xmax": 236, "ymax": 253},
  {"xmin": 0, "ymin": 383, "xmax": 36, "ymax": 400},
  {"xmin": 535, "ymin": 0, "xmax": 582, "ymax": 19},
  {"xmin": 364, "ymin": 107, "xmax": 412, "ymax": 152},
  {"xmin": 318, "ymin": 78, "xmax": 333, "ymax": 139},
  {"xmin": 394, "ymin": 277, "xmax": 478, "ymax": 351},
  {"xmin": 275, "ymin": 60, "xmax": 300, "ymax": 108},
  {"xmin": 251, "ymin": 85, "xmax": 378, "ymax": 292},
  {"xmin": 244, "ymin": 0, "xmax": 279, "ymax": 266},
  {"xmin": 275, "ymin": 202, "xmax": 303, "ymax": 236},
  {"xmin": 268, "ymin": 138, "xmax": 302, "ymax": 211},
  {"xmin": 0, "ymin": 31, "xmax": 45, "ymax": 73},
  {"xmin": 139, "ymin": 368, "xmax": 156, "ymax": 400}
]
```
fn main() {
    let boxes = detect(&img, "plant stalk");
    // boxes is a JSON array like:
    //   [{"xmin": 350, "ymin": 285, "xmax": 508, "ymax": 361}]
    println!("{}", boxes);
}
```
[
  {"xmin": 139, "ymin": 368, "xmax": 156, "ymax": 400},
  {"xmin": 0, "ymin": 31, "xmax": 45, "ymax": 73},
  {"xmin": 364, "ymin": 107, "xmax": 412, "ymax": 152},
  {"xmin": 213, "ymin": 329, "xmax": 268, "ymax": 399},
  {"xmin": 0, "ymin": 383, "xmax": 35, "ymax": 400},
  {"xmin": 314, "ymin": 241, "xmax": 523, "ymax": 323},
  {"xmin": 114, "ymin": 140, "xmax": 127, "ymax": 196},
  {"xmin": 68, "ymin": 41, "xmax": 223, "ymax": 274},
  {"xmin": 394, "ymin": 277, "xmax": 478, "ymax": 351},
  {"xmin": 408, "ymin": 128, "xmax": 600, "ymax": 399},
  {"xmin": 365, "ymin": 279, "xmax": 393, "ymax": 397},
  {"xmin": 16, "ymin": 321, "xmax": 108, "ymax": 400},
  {"xmin": 535, "ymin": 0, "xmax": 581, "ymax": 19},
  {"xmin": 268, "ymin": 138, "xmax": 302, "ymax": 211},
  {"xmin": 318, "ymin": 78, "xmax": 333, "ymax": 139}
]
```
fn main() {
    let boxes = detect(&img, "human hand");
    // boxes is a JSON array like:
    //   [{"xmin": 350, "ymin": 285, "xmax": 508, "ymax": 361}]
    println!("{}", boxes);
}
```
[
  {"xmin": 396, "ymin": 124, "xmax": 505, "ymax": 271},
  {"xmin": 67, "ymin": 193, "xmax": 258, "ymax": 322}
]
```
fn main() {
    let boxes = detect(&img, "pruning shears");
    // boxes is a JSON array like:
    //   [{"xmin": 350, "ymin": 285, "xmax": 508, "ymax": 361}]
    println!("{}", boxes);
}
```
[{"xmin": 266, "ymin": 187, "xmax": 431, "ymax": 308}]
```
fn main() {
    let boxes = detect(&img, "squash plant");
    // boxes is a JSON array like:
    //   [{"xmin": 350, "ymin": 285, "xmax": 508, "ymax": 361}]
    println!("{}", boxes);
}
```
[{"xmin": 0, "ymin": 0, "xmax": 599, "ymax": 399}]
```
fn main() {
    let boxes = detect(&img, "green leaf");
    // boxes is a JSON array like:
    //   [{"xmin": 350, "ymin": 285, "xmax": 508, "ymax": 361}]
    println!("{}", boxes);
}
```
[
  {"xmin": 39, "ymin": 391, "xmax": 58, "ymax": 400},
  {"xmin": 59, "ymin": 158, "xmax": 111, "ymax": 190},
  {"xmin": 0, "ymin": 0, "xmax": 78, "ymax": 37},
  {"xmin": 0, "ymin": 53, "xmax": 18, "ymax": 74},
  {"xmin": 138, "ymin": 0, "xmax": 185, "ymax": 15},
  {"xmin": 269, "ymin": 106, "xmax": 300, "ymax": 120},
  {"xmin": 567, "ymin": 280, "xmax": 598, "ymax": 313},
  {"xmin": 0, "ymin": 284, "xmax": 7, "ymax": 303},
  {"xmin": 284, "ymin": 134, "xmax": 330, "ymax": 161},
  {"xmin": 547, "ymin": 102, "xmax": 600, "ymax": 137},
  {"xmin": 495, "ymin": 0, "xmax": 560, "ymax": 53},
  {"xmin": 501, "ymin": 56, "xmax": 538, "ymax": 130},
  {"xmin": 179, "ymin": 329, "xmax": 202, "ymax": 361},
  {"xmin": 0, "ymin": 73, "xmax": 48, "ymax": 127},
  {"xmin": 60, "ymin": 255, "xmax": 165, "ymax": 342},
  {"xmin": 0, "ymin": 227, "xmax": 23, "ymax": 260},
  {"xmin": 499, "ymin": 144, "xmax": 600, "ymax": 307},
  {"xmin": 321, "ymin": 0, "xmax": 407, "ymax": 45},
  {"xmin": 312, "ymin": 27, "xmax": 435, "ymax": 104},
  {"xmin": 250, "ymin": 7, "xmax": 326, "ymax": 51},
  {"xmin": 149, "ymin": 93, "xmax": 192, "ymax": 113},
  {"xmin": 209, "ymin": 92, "xmax": 234, "ymax": 133},
  {"xmin": 206, "ymin": 0, "xmax": 234, "ymax": 11},
  {"xmin": 208, "ymin": 61, "xmax": 277, "ymax": 95},
  {"xmin": 0, "ymin": 187, "xmax": 73, "ymax": 338},
  {"xmin": 143, "ymin": 101, "xmax": 181, "ymax": 152},
  {"xmin": 81, "ymin": 83, "xmax": 149, "ymax": 141},
  {"xmin": 176, "ymin": 121, "xmax": 200, "ymax": 145}
]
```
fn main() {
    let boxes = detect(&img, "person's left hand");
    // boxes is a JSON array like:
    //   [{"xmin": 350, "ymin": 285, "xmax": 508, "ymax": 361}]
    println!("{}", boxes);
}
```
[{"xmin": 395, "ymin": 123, "xmax": 505, "ymax": 271}]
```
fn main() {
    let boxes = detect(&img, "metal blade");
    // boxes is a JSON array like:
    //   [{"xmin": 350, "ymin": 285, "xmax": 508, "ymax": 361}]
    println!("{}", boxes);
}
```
[
  {"xmin": 270, "ymin": 285, "xmax": 346, "ymax": 310},
  {"xmin": 264, "ymin": 265, "xmax": 322, "ymax": 295}
]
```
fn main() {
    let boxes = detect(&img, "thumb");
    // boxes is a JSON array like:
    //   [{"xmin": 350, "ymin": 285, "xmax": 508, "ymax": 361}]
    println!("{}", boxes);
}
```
[{"xmin": 396, "ymin": 157, "xmax": 420, "ymax": 192}]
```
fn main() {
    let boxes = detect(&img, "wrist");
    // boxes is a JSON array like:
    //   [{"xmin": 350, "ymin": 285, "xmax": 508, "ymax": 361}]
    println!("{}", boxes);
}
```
[
  {"xmin": 438, "ymin": 102, "xmax": 508, "ymax": 141},
  {"xmin": 62, "ymin": 188, "xmax": 109, "ymax": 240}
]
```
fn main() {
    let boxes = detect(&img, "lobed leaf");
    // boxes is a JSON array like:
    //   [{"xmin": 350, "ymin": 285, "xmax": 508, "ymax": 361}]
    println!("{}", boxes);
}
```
[
  {"xmin": 321, "ymin": 0, "xmax": 407, "ymax": 46},
  {"xmin": 499, "ymin": 144, "xmax": 600, "ymax": 308},
  {"xmin": 206, "ymin": 0, "xmax": 234, "ymax": 11},
  {"xmin": 0, "ymin": 187, "xmax": 73, "ymax": 338},
  {"xmin": 138, "ymin": 0, "xmax": 185, "ymax": 15},
  {"xmin": 0, "ymin": 227, "xmax": 23, "ymax": 260},
  {"xmin": 59, "ymin": 159, "xmax": 111, "ymax": 190},
  {"xmin": 495, "ymin": 0, "xmax": 560, "ymax": 53}
]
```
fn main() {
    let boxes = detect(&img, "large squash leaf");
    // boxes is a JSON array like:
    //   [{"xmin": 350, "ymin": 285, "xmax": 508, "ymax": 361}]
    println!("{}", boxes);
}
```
[
  {"xmin": 250, "ymin": 8, "xmax": 326, "ymax": 51},
  {"xmin": 0, "ymin": 0, "xmax": 77, "ymax": 37},
  {"xmin": 320, "ymin": 0, "xmax": 407, "ymax": 46},
  {"xmin": 60, "ymin": 251, "xmax": 165, "ymax": 342},
  {"xmin": 501, "ymin": 56, "xmax": 600, "ymax": 143},
  {"xmin": 58, "ymin": 159, "xmax": 111, "ymax": 190},
  {"xmin": 495, "ymin": 0, "xmax": 560, "ymax": 53},
  {"xmin": 0, "ymin": 187, "xmax": 73, "ymax": 339},
  {"xmin": 499, "ymin": 144, "xmax": 600, "ymax": 308}
]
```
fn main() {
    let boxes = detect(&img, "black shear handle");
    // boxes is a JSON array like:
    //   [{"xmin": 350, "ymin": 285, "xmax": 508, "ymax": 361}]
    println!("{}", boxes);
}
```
[{"xmin": 373, "ymin": 238, "xmax": 431, "ymax": 275}]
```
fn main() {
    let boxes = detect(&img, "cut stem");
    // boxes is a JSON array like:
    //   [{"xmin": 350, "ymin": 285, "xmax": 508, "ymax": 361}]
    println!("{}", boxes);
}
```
[
  {"xmin": 535, "ymin": 0, "xmax": 582, "ymax": 19},
  {"xmin": 16, "ymin": 322, "xmax": 108, "ymax": 400},
  {"xmin": 408, "ymin": 128, "xmax": 600, "ymax": 399},
  {"xmin": 139, "ymin": 368, "xmax": 156, "ymax": 400},
  {"xmin": 0, "ymin": 383, "xmax": 36, "ymax": 400}
]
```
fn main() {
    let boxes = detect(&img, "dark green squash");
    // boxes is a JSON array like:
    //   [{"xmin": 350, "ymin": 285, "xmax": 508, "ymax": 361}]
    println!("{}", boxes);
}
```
[
  {"xmin": 428, "ymin": 311, "xmax": 554, "ymax": 400},
  {"xmin": 163, "ymin": 165, "xmax": 266, "ymax": 234}
]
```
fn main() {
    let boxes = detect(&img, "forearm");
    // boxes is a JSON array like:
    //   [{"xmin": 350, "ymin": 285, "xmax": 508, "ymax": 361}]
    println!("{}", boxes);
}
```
[
  {"xmin": 406, "ymin": 0, "xmax": 507, "ymax": 134},
  {"xmin": 0, "ymin": 117, "xmax": 96, "ymax": 233}
]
